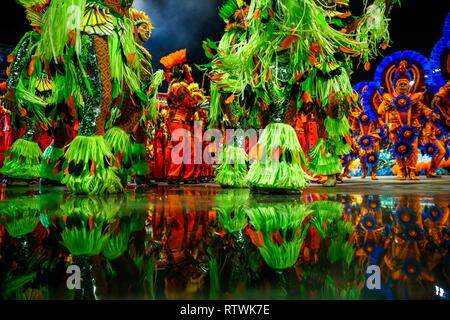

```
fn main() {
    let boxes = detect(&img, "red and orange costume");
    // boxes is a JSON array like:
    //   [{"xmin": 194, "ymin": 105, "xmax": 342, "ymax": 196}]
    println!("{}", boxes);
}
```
[
  {"xmin": 293, "ymin": 109, "xmax": 319, "ymax": 156},
  {"xmin": 149, "ymin": 94, "xmax": 170, "ymax": 181},
  {"xmin": 160, "ymin": 49, "xmax": 197, "ymax": 184},
  {"xmin": 424, "ymin": 81, "xmax": 450, "ymax": 177},
  {"xmin": 355, "ymin": 112, "xmax": 383, "ymax": 180}
]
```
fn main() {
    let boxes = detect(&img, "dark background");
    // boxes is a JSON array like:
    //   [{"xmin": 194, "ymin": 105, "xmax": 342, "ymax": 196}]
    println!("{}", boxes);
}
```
[{"xmin": 1, "ymin": 0, "xmax": 449, "ymax": 90}]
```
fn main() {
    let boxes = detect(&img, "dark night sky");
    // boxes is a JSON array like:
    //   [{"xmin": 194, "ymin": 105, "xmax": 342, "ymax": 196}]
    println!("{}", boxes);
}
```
[{"xmin": 1, "ymin": 0, "xmax": 449, "ymax": 90}]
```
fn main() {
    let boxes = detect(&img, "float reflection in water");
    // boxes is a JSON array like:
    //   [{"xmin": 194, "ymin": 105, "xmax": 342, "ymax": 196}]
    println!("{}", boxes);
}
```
[{"xmin": 0, "ymin": 186, "xmax": 448, "ymax": 300}]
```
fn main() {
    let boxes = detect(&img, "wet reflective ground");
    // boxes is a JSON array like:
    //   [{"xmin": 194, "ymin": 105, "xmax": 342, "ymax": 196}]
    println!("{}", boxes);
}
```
[{"xmin": 0, "ymin": 178, "xmax": 449, "ymax": 300}]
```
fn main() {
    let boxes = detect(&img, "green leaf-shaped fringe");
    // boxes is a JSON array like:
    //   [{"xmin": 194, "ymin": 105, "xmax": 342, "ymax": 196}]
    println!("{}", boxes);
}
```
[
  {"xmin": 131, "ymin": 143, "xmax": 149, "ymax": 176},
  {"xmin": 2, "ymin": 273, "xmax": 37, "ymax": 300},
  {"xmin": 146, "ymin": 70, "xmax": 165, "ymax": 122},
  {"xmin": 246, "ymin": 123, "xmax": 310, "ymax": 190},
  {"xmin": 309, "ymin": 200, "xmax": 344, "ymax": 219},
  {"xmin": 209, "ymin": 255, "xmax": 220, "ymax": 300},
  {"xmin": 219, "ymin": 0, "xmax": 239, "ymax": 21},
  {"xmin": 324, "ymin": 116, "xmax": 351, "ymax": 141},
  {"xmin": 59, "ymin": 196, "xmax": 125, "ymax": 255},
  {"xmin": 38, "ymin": 0, "xmax": 87, "ymax": 60},
  {"xmin": 0, "ymin": 139, "xmax": 42, "ymax": 180},
  {"xmin": 307, "ymin": 139, "xmax": 343, "ymax": 176},
  {"xmin": 258, "ymin": 237, "xmax": 302, "ymax": 270},
  {"xmin": 208, "ymin": 82, "xmax": 221, "ymax": 128},
  {"xmin": 62, "ymin": 135, "xmax": 124, "ymax": 195},
  {"xmin": 321, "ymin": 275, "xmax": 361, "ymax": 300},
  {"xmin": 60, "ymin": 196, "xmax": 123, "ymax": 223},
  {"xmin": 215, "ymin": 146, "xmax": 248, "ymax": 188},
  {"xmin": 0, "ymin": 196, "xmax": 40, "ymax": 238},
  {"xmin": 334, "ymin": 141, "xmax": 351, "ymax": 156},
  {"xmin": 16, "ymin": 80, "xmax": 50, "ymax": 127},
  {"xmin": 108, "ymin": 17, "xmax": 143, "ymax": 96},
  {"xmin": 215, "ymin": 189, "xmax": 250, "ymax": 233},
  {"xmin": 39, "ymin": 146, "xmax": 64, "ymax": 182},
  {"xmin": 104, "ymin": 127, "xmax": 133, "ymax": 164},
  {"xmin": 61, "ymin": 224, "xmax": 110, "ymax": 256},
  {"xmin": 5, "ymin": 216, "xmax": 40, "ymax": 239},
  {"xmin": 246, "ymin": 202, "xmax": 312, "ymax": 269},
  {"xmin": 305, "ymin": 200, "xmax": 345, "ymax": 239},
  {"xmin": 327, "ymin": 239, "xmax": 355, "ymax": 267},
  {"xmin": 102, "ymin": 229, "xmax": 131, "ymax": 260}
]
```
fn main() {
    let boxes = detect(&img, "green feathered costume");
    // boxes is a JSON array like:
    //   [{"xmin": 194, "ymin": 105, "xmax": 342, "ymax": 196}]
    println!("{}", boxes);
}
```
[
  {"xmin": 202, "ymin": 0, "xmax": 399, "ymax": 190},
  {"xmin": 35, "ymin": 0, "xmax": 147, "ymax": 194},
  {"xmin": 0, "ymin": 1, "xmax": 51, "ymax": 181},
  {"xmin": 201, "ymin": 0, "xmax": 254, "ymax": 188}
]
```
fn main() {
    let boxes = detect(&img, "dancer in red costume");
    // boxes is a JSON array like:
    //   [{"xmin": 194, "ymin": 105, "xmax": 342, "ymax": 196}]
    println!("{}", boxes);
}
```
[
  {"xmin": 150, "ymin": 95, "xmax": 170, "ymax": 181},
  {"xmin": 160, "ymin": 49, "xmax": 198, "ymax": 184}
]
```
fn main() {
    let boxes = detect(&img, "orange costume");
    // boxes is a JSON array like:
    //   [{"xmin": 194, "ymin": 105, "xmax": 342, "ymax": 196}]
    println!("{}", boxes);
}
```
[
  {"xmin": 160, "ymin": 49, "xmax": 197, "ymax": 183},
  {"xmin": 377, "ymin": 65, "xmax": 439, "ymax": 180},
  {"xmin": 355, "ymin": 112, "xmax": 383, "ymax": 180},
  {"xmin": 423, "ymin": 81, "xmax": 450, "ymax": 177},
  {"xmin": 149, "ymin": 94, "xmax": 170, "ymax": 181},
  {"xmin": 293, "ymin": 111, "xmax": 319, "ymax": 156}
]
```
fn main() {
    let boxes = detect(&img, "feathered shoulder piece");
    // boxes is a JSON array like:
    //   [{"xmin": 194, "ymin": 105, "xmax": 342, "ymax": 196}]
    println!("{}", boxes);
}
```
[
  {"xmin": 82, "ymin": 3, "xmax": 114, "ymax": 36},
  {"xmin": 16, "ymin": 0, "xmax": 50, "ymax": 28},
  {"xmin": 16, "ymin": 0, "xmax": 49, "ymax": 9}
]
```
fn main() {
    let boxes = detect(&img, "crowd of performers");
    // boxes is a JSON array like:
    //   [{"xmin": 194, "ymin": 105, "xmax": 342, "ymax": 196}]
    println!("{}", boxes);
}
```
[
  {"xmin": 0, "ymin": 0, "xmax": 449, "ymax": 196},
  {"xmin": 0, "ymin": 187, "xmax": 448, "ymax": 299},
  {"xmin": 0, "ymin": 0, "xmax": 215, "ymax": 194},
  {"xmin": 201, "ymin": 0, "xmax": 448, "ymax": 190},
  {"xmin": 342, "ymin": 49, "xmax": 450, "ymax": 181}
]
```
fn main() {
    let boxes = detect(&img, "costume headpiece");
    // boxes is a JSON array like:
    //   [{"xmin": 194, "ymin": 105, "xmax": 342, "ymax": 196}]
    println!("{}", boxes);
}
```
[
  {"xmin": 393, "ymin": 60, "xmax": 411, "ymax": 84},
  {"xmin": 160, "ymin": 49, "xmax": 193, "ymax": 83},
  {"xmin": 374, "ymin": 50, "xmax": 430, "ymax": 95},
  {"xmin": 129, "ymin": 7, "xmax": 153, "ymax": 29}
]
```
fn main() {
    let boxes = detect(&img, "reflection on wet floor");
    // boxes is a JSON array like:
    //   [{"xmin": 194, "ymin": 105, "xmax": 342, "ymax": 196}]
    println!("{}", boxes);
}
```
[{"xmin": 0, "ymin": 185, "xmax": 448, "ymax": 300}]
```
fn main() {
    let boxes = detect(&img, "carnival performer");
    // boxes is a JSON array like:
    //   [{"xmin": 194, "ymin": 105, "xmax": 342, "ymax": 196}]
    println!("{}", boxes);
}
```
[
  {"xmin": 104, "ymin": 8, "xmax": 163, "ymax": 189},
  {"xmin": 420, "ymin": 85, "xmax": 447, "ymax": 178},
  {"xmin": 203, "ymin": 0, "xmax": 399, "ymax": 191},
  {"xmin": 0, "ymin": 0, "xmax": 52, "ymax": 185},
  {"xmin": 340, "ymin": 93, "xmax": 363, "ymax": 181},
  {"xmin": 428, "ymin": 14, "xmax": 450, "ymax": 176},
  {"xmin": 378, "ymin": 60, "xmax": 440, "ymax": 180},
  {"xmin": 190, "ymin": 85, "xmax": 210, "ymax": 183},
  {"xmin": 34, "ymin": 0, "xmax": 152, "ymax": 194},
  {"xmin": 355, "ymin": 111, "xmax": 383, "ymax": 180},
  {"xmin": 160, "ymin": 49, "xmax": 198, "ymax": 184},
  {"xmin": 150, "ymin": 95, "xmax": 170, "ymax": 181},
  {"xmin": 202, "ymin": 0, "xmax": 252, "ymax": 188}
]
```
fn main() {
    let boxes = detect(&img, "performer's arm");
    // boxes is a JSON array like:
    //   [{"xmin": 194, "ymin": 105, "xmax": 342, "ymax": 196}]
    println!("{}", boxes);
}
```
[{"xmin": 417, "ymin": 101, "xmax": 439, "ymax": 120}]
